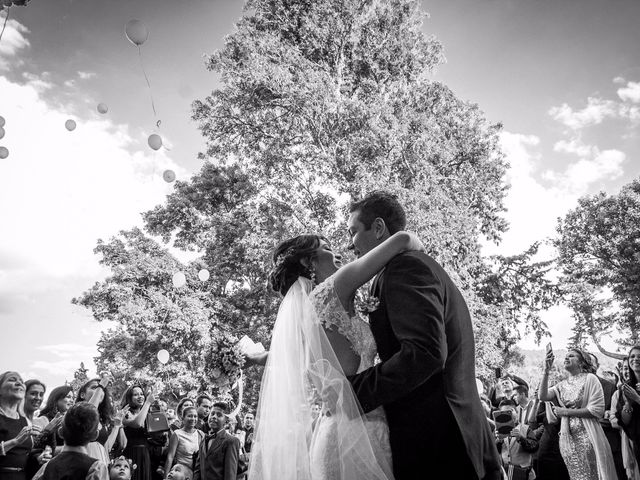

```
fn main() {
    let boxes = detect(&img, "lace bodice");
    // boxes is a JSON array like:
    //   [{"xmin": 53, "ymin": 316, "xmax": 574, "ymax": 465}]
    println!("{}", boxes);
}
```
[{"xmin": 309, "ymin": 274, "xmax": 378, "ymax": 373}]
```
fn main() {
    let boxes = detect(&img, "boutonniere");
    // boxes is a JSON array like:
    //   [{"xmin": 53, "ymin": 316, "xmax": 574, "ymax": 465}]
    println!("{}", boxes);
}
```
[{"xmin": 354, "ymin": 289, "xmax": 380, "ymax": 315}]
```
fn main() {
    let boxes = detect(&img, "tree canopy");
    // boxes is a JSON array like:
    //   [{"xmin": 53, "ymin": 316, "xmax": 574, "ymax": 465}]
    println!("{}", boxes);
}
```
[
  {"xmin": 556, "ymin": 178, "xmax": 640, "ymax": 359},
  {"xmin": 74, "ymin": 0, "xmax": 564, "ymax": 403}
]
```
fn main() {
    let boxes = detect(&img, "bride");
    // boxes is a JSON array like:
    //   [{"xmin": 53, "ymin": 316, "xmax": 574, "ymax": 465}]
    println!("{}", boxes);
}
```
[{"xmin": 246, "ymin": 231, "xmax": 423, "ymax": 480}]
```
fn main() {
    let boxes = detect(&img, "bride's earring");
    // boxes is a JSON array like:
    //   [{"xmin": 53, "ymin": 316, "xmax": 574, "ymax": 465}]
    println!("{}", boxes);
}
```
[{"xmin": 308, "ymin": 265, "xmax": 317, "ymax": 284}]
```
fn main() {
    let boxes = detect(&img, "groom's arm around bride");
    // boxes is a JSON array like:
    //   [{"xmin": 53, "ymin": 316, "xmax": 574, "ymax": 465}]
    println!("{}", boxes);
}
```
[{"xmin": 346, "ymin": 191, "xmax": 501, "ymax": 480}]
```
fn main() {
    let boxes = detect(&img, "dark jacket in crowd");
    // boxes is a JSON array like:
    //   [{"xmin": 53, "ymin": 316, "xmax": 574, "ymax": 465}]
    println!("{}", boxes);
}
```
[{"xmin": 193, "ymin": 429, "xmax": 240, "ymax": 480}]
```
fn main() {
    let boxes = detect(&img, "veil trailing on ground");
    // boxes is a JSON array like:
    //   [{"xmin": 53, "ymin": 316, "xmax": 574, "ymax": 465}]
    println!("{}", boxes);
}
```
[{"xmin": 248, "ymin": 277, "xmax": 393, "ymax": 480}]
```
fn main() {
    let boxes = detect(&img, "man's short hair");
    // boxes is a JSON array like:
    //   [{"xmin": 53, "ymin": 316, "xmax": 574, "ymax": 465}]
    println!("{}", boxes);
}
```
[
  {"xmin": 498, "ymin": 399, "xmax": 517, "ymax": 409},
  {"xmin": 512, "ymin": 385, "xmax": 529, "ymax": 397},
  {"xmin": 349, "ymin": 191, "xmax": 407, "ymax": 235},
  {"xmin": 212, "ymin": 400, "xmax": 230, "ymax": 414},
  {"xmin": 196, "ymin": 394, "xmax": 212, "ymax": 406},
  {"xmin": 60, "ymin": 402, "xmax": 99, "ymax": 446}
]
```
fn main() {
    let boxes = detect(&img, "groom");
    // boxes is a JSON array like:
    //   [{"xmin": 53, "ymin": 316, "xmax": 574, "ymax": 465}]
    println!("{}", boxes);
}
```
[{"xmin": 346, "ymin": 191, "xmax": 501, "ymax": 480}]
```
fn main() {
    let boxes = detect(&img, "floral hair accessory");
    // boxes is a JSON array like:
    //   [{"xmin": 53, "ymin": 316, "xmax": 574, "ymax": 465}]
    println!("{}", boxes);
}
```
[
  {"xmin": 274, "ymin": 247, "xmax": 296, "ymax": 269},
  {"xmin": 109, "ymin": 456, "xmax": 137, "ymax": 471}
]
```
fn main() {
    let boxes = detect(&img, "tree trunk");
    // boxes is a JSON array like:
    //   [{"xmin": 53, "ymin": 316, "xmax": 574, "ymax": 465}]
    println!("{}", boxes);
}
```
[{"xmin": 591, "ymin": 334, "xmax": 626, "ymax": 360}]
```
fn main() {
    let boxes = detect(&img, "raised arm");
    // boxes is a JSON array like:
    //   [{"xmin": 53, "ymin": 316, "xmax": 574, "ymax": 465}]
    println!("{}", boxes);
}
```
[
  {"xmin": 123, "ymin": 389, "xmax": 154, "ymax": 429},
  {"xmin": 163, "ymin": 432, "xmax": 179, "ymax": 479},
  {"xmin": 333, "ymin": 231, "xmax": 422, "ymax": 307}
]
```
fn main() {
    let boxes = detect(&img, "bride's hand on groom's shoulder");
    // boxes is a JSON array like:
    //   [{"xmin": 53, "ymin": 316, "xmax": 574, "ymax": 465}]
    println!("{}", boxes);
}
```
[{"xmin": 402, "ymin": 231, "xmax": 425, "ymax": 253}]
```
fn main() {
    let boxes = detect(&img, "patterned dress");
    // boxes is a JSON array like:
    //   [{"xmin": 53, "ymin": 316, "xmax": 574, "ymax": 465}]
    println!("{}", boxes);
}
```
[
  {"xmin": 555, "ymin": 373, "xmax": 599, "ymax": 480},
  {"xmin": 308, "ymin": 274, "xmax": 392, "ymax": 480}
]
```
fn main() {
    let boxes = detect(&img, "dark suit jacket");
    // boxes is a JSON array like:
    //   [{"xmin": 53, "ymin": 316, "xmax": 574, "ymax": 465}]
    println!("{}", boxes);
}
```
[
  {"xmin": 349, "ymin": 251, "xmax": 501, "ymax": 479},
  {"xmin": 193, "ymin": 429, "xmax": 240, "ymax": 480}
]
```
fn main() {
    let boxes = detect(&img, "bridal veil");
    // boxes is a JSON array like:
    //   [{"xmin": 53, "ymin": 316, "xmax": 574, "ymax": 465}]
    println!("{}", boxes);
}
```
[{"xmin": 248, "ymin": 277, "xmax": 393, "ymax": 480}]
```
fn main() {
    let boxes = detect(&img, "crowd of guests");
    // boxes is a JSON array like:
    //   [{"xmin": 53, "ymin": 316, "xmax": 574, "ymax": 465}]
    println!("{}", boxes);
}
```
[
  {"xmin": 7, "ymin": 345, "xmax": 640, "ymax": 480},
  {"xmin": 0, "ymin": 372, "xmax": 256, "ymax": 480},
  {"xmin": 479, "ymin": 346, "xmax": 640, "ymax": 480}
]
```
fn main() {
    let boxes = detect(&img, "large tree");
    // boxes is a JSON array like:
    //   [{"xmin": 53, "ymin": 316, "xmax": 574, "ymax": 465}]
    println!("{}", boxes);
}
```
[
  {"xmin": 555, "ymin": 178, "xmax": 640, "ymax": 359},
  {"xmin": 76, "ymin": 0, "xmax": 559, "ymax": 401}
]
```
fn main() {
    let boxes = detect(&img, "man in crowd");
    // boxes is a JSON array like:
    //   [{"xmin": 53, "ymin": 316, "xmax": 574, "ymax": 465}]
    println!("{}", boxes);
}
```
[
  {"xmin": 240, "ymin": 412, "xmax": 254, "ymax": 454},
  {"xmin": 512, "ymin": 385, "xmax": 534, "ymax": 427},
  {"xmin": 196, "ymin": 395, "xmax": 213, "ymax": 434},
  {"xmin": 193, "ymin": 401, "xmax": 240, "ymax": 480},
  {"xmin": 495, "ymin": 399, "xmax": 538, "ymax": 480}
]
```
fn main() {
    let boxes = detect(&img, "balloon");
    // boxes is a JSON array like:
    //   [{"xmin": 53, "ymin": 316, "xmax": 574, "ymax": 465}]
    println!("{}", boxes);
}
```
[
  {"xmin": 0, "ymin": 116, "xmax": 5, "ymax": 127},
  {"xmin": 162, "ymin": 169, "xmax": 176, "ymax": 183},
  {"xmin": 0, "ymin": 147, "xmax": 8, "ymax": 159},
  {"xmin": 97, "ymin": 103, "xmax": 108, "ymax": 114},
  {"xmin": 157, "ymin": 349, "xmax": 170, "ymax": 364},
  {"xmin": 125, "ymin": 19, "xmax": 149, "ymax": 46},
  {"xmin": 65, "ymin": 119, "xmax": 76, "ymax": 131},
  {"xmin": 0, "ymin": 127, "xmax": 4, "ymax": 140},
  {"xmin": 148, "ymin": 133, "xmax": 162, "ymax": 150},
  {"xmin": 172, "ymin": 271, "xmax": 186, "ymax": 288},
  {"xmin": 198, "ymin": 269, "xmax": 210, "ymax": 282}
]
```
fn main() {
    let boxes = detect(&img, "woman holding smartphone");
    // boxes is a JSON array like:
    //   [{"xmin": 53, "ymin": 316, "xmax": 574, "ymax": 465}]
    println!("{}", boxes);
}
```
[{"xmin": 539, "ymin": 347, "xmax": 616, "ymax": 480}]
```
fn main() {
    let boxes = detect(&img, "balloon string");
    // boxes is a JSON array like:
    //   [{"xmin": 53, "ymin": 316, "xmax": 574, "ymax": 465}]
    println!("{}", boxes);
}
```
[
  {"xmin": 137, "ymin": 45, "xmax": 159, "ymax": 126},
  {"xmin": 229, "ymin": 371, "xmax": 244, "ymax": 418},
  {"xmin": 0, "ymin": 7, "xmax": 10, "ymax": 44}
]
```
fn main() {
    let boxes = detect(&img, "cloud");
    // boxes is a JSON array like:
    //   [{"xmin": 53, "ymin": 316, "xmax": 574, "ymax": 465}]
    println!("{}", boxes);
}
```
[
  {"xmin": 549, "ymin": 78, "xmax": 640, "ymax": 131},
  {"xmin": 493, "ymin": 130, "xmax": 628, "ymax": 350},
  {"xmin": 0, "ymin": 74, "xmax": 187, "ymax": 280},
  {"xmin": 548, "ymin": 97, "xmax": 618, "ymax": 130},
  {"xmin": 0, "ymin": 15, "xmax": 30, "ymax": 69},
  {"xmin": 78, "ymin": 71, "xmax": 96, "ymax": 80},
  {"xmin": 36, "ymin": 343, "xmax": 97, "ymax": 360},
  {"xmin": 617, "ymin": 81, "xmax": 640, "ymax": 103},
  {"xmin": 30, "ymin": 359, "xmax": 89, "ymax": 377},
  {"xmin": 544, "ymin": 149, "xmax": 625, "ymax": 190},
  {"xmin": 553, "ymin": 138, "xmax": 596, "ymax": 158}
]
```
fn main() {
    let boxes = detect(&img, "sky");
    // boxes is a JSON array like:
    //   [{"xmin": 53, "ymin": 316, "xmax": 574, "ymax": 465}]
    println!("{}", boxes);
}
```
[{"xmin": 1, "ymin": 0, "xmax": 639, "ymax": 390}]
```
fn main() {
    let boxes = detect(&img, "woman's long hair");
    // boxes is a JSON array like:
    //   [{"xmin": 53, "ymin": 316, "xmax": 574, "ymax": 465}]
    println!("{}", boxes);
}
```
[
  {"xmin": 268, "ymin": 235, "xmax": 326, "ymax": 295},
  {"xmin": 76, "ymin": 379, "xmax": 115, "ymax": 427},
  {"xmin": 568, "ymin": 348, "xmax": 597, "ymax": 374},
  {"xmin": 120, "ymin": 384, "xmax": 145, "ymax": 410},
  {"xmin": 39, "ymin": 385, "xmax": 73, "ymax": 420}
]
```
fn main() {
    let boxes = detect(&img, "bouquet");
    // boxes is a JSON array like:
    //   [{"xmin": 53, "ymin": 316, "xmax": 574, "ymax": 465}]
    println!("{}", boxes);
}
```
[{"xmin": 203, "ymin": 334, "xmax": 245, "ymax": 389}]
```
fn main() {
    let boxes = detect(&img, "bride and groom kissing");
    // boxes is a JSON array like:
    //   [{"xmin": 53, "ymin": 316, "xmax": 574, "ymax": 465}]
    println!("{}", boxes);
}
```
[{"xmin": 246, "ymin": 191, "xmax": 501, "ymax": 480}]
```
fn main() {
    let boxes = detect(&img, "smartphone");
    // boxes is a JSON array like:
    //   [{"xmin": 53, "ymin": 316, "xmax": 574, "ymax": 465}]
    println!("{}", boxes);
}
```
[{"xmin": 495, "ymin": 367, "xmax": 502, "ymax": 379}]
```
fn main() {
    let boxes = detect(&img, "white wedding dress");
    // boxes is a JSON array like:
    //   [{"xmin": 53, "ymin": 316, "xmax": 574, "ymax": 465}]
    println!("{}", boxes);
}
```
[
  {"xmin": 309, "ymin": 275, "xmax": 393, "ymax": 480},
  {"xmin": 248, "ymin": 277, "xmax": 394, "ymax": 480}
]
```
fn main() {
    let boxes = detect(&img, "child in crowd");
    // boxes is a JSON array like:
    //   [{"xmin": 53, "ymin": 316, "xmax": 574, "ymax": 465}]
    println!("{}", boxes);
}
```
[
  {"xmin": 33, "ymin": 402, "xmax": 108, "ymax": 480},
  {"xmin": 166, "ymin": 464, "xmax": 192, "ymax": 480},
  {"xmin": 109, "ymin": 457, "xmax": 136, "ymax": 480}
]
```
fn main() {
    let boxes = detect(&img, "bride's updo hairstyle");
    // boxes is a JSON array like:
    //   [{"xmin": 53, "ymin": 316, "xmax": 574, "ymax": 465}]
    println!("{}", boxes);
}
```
[{"xmin": 269, "ymin": 234, "xmax": 326, "ymax": 295}]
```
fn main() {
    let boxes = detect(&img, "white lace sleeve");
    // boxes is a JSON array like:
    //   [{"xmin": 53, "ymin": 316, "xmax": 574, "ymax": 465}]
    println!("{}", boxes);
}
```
[
  {"xmin": 310, "ymin": 275, "xmax": 378, "ymax": 370},
  {"xmin": 310, "ymin": 275, "xmax": 350, "ymax": 334}
]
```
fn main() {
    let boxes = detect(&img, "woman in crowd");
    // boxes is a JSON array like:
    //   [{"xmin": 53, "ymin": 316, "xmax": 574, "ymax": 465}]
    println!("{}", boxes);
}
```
[
  {"xmin": 122, "ymin": 385, "xmax": 155, "ymax": 480},
  {"xmin": 615, "ymin": 348, "xmax": 640, "ymax": 477},
  {"xmin": 22, "ymin": 381, "xmax": 47, "ymax": 429},
  {"xmin": 36, "ymin": 385, "xmax": 74, "ymax": 456},
  {"xmin": 163, "ymin": 406, "xmax": 202, "ymax": 477},
  {"xmin": 0, "ymin": 371, "xmax": 37, "ymax": 480},
  {"xmin": 539, "ymin": 348, "xmax": 617, "ymax": 479},
  {"xmin": 23, "ymin": 381, "xmax": 51, "ymax": 480},
  {"xmin": 77, "ymin": 378, "xmax": 128, "ymax": 462},
  {"xmin": 170, "ymin": 398, "xmax": 194, "ymax": 432}
]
